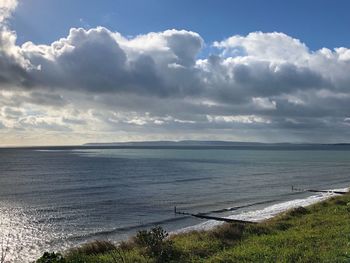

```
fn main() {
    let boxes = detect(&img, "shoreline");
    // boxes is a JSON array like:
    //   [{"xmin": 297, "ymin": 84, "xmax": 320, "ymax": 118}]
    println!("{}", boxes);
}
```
[
  {"xmin": 34, "ymin": 187, "xmax": 350, "ymax": 262},
  {"xmin": 175, "ymin": 187, "xmax": 349, "ymax": 234},
  {"xmin": 5, "ymin": 188, "xmax": 348, "ymax": 263}
]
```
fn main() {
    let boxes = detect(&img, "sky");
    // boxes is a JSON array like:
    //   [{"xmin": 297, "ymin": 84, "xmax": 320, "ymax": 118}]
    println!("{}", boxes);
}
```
[{"xmin": 1, "ymin": 0, "xmax": 350, "ymax": 146}]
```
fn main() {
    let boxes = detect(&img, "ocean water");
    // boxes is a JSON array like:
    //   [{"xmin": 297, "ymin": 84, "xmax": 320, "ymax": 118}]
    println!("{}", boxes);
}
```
[{"xmin": 1, "ymin": 146, "xmax": 350, "ymax": 262}]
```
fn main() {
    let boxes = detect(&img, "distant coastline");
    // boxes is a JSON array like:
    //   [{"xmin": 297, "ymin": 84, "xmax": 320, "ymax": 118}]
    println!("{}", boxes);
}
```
[
  {"xmin": 84, "ymin": 140, "xmax": 282, "ymax": 147},
  {"xmin": 2, "ymin": 140, "xmax": 350, "ymax": 150}
]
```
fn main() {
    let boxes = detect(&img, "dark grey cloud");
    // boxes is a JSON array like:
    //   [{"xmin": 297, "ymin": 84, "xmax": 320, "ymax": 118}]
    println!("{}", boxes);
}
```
[
  {"xmin": 62, "ymin": 117, "xmax": 86, "ymax": 125},
  {"xmin": 0, "ymin": 30, "xmax": 34, "ymax": 88},
  {"xmin": 2, "ymin": 106, "xmax": 23, "ymax": 118}
]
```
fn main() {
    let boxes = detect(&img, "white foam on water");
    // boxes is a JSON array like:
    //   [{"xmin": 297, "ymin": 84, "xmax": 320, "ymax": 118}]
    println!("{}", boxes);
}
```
[{"xmin": 176, "ymin": 188, "xmax": 349, "ymax": 233}]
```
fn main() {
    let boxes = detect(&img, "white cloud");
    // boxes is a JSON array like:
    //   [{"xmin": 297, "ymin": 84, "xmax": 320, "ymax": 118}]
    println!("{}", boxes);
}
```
[
  {"xmin": 0, "ymin": 0, "xmax": 17, "ymax": 23},
  {"xmin": 252, "ymin": 97, "xmax": 277, "ymax": 110},
  {"xmin": 213, "ymin": 32, "xmax": 309, "ymax": 63},
  {"xmin": 1, "ymin": 6, "xmax": 350, "ymax": 144},
  {"xmin": 207, "ymin": 115, "xmax": 271, "ymax": 124}
]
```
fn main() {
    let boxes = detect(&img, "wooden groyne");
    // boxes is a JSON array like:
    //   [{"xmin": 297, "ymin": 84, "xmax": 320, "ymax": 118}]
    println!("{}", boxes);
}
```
[
  {"xmin": 174, "ymin": 187, "xmax": 347, "ymax": 225},
  {"xmin": 174, "ymin": 206, "xmax": 256, "ymax": 224},
  {"xmin": 291, "ymin": 186, "xmax": 347, "ymax": 195}
]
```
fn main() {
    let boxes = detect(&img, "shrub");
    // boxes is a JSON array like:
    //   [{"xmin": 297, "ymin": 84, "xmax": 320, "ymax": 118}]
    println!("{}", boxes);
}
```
[
  {"xmin": 210, "ymin": 223, "xmax": 245, "ymax": 245},
  {"xmin": 245, "ymin": 223, "xmax": 272, "ymax": 235},
  {"xmin": 67, "ymin": 240, "xmax": 116, "ymax": 256},
  {"xmin": 346, "ymin": 202, "xmax": 350, "ymax": 212},
  {"xmin": 134, "ymin": 226, "xmax": 176, "ymax": 262},
  {"xmin": 36, "ymin": 252, "xmax": 65, "ymax": 263},
  {"xmin": 118, "ymin": 240, "xmax": 134, "ymax": 251},
  {"xmin": 288, "ymin": 206, "xmax": 309, "ymax": 217},
  {"xmin": 332, "ymin": 199, "xmax": 347, "ymax": 206},
  {"xmin": 274, "ymin": 222, "xmax": 292, "ymax": 231}
]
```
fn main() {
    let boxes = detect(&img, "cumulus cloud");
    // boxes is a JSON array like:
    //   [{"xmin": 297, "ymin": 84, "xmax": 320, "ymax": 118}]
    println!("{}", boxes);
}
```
[
  {"xmin": 0, "ymin": 0, "xmax": 34, "ymax": 90},
  {"xmin": 1, "ymin": 5, "xmax": 350, "ymax": 144},
  {"xmin": 16, "ymin": 27, "xmax": 204, "ymax": 98},
  {"xmin": 0, "ymin": 0, "xmax": 17, "ymax": 23},
  {"xmin": 213, "ymin": 32, "xmax": 309, "ymax": 63}
]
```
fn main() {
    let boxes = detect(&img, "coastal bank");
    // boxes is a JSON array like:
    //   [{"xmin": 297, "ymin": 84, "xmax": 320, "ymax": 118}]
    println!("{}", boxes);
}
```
[{"xmin": 35, "ymin": 190, "xmax": 350, "ymax": 263}]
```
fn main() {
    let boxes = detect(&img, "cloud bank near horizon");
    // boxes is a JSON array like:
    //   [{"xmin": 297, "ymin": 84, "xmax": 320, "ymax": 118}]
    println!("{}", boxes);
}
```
[{"xmin": 1, "ymin": 1, "xmax": 350, "ymax": 145}]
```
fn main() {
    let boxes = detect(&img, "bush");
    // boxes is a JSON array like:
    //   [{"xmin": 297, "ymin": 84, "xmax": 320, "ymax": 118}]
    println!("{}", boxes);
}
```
[
  {"xmin": 210, "ymin": 223, "xmax": 245, "ymax": 245},
  {"xmin": 134, "ymin": 226, "xmax": 176, "ymax": 262},
  {"xmin": 332, "ymin": 199, "xmax": 347, "ymax": 206},
  {"xmin": 245, "ymin": 223, "xmax": 272, "ymax": 235},
  {"xmin": 288, "ymin": 206, "xmax": 309, "ymax": 217},
  {"xmin": 67, "ymin": 240, "xmax": 116, "ymax": 256},
  {"xmin": 275, "ymin": 222, "xmax": 292, "ymax": 231},
  {"xmin": 346, "ymin": 202, "xmax": 350, "ymax": 212},
  {"xmin": 36, "ymin": 252, "xmax": 65, "ymax": 263}
]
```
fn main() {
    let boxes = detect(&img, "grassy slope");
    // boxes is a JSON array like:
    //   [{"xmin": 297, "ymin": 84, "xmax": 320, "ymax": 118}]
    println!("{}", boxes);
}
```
[{"xmin": 51, "ymin": 193, "xmax": 350, "ymax": 263}]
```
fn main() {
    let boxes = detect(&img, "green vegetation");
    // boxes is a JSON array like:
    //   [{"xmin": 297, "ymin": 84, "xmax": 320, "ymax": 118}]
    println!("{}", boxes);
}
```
[{"xmin": 36, "ymin": 193, "xmax": 350, "ymax": 262}]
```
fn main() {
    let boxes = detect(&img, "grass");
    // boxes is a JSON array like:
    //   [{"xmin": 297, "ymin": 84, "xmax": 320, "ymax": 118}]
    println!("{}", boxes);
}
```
[{"xmin": 36, "ymin": 193, "xmax": 350, "ymax": 262}]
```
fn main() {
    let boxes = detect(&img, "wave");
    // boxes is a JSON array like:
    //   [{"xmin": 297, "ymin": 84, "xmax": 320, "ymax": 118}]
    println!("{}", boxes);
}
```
[
  {"xmin": 175, "ymin": 187, "xmax": 349, "ymax": 233},
  {"xmin": 64, "ymin": 194, "xmax": 312, "ymax": 242},
  {"xmin": 65, "ymin": 216, "xmax": 188, "ymax": 242},
  {"xmin": 208, "ymin": 199, "xmax": 281, "ymax": 214},
  {"xmin": 65, "ymin": 197, "xmax": 285, "ymax": 242}
]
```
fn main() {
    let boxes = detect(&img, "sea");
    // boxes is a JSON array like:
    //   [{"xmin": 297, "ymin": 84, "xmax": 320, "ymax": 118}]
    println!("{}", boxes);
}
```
[{"xmin": 1, "ymin": 145, "xmax": 350, "ymax": 262}]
